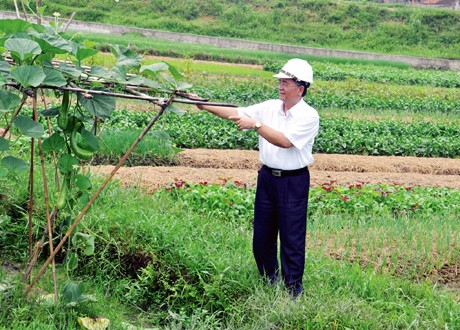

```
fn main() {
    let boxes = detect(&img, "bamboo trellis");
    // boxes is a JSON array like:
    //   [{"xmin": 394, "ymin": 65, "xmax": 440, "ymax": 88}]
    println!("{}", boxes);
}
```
[{"xmin": 2, "ymin": 60, "xmax": 237, "ymax": 300}]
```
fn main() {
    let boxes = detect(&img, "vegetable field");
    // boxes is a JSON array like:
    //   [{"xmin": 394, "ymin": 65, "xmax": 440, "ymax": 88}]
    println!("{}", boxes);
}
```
[{"xmin": 1, "ymin": 11, "xmax": 460, "ymax": 330}]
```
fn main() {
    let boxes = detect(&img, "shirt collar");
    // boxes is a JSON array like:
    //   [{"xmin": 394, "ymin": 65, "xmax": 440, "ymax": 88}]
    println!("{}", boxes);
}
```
[{"xmin": 279, "ymin": 99, "xmax": 306, "ymax": 118}]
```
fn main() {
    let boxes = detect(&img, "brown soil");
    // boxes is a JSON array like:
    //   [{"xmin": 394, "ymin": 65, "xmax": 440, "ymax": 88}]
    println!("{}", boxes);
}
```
[{"xmin": 92, "ymin": 149, "xmax": 460, "ymax": 193}]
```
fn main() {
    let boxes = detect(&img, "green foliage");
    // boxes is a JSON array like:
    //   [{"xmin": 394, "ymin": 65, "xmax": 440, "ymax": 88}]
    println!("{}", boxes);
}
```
[
  {"xmin": 309, "ymin": 181, "xmax": 460, "ymax": 216},
  {"xmin": 105, "ymin": 111, "xmax": 460, "ymax": 158},
  {"xmin": 159, "ymin": 180, "xmax": 460, "ymax": 220},
  {"xmin": 265, "ymin": 60, "xmax": 460, "ymax": 88},
  {"xmin": 97, "ymin": 129, "xmax": 180, "ymax": 165},
  {"xmin": 1, "ymin": 174, "xmax": 460, "ymax": 328},
  {"xmin": 3, "ymin": 0, "xmax": 459, "ymax": 59},
  {"xmin": 188, "ymin": 75, "xmax": 460, "ymax": 113}
]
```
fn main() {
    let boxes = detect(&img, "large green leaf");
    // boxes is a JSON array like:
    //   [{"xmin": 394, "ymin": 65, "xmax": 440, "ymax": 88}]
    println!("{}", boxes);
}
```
[
  {"xmin": 0, "ymin": 90, "xmax": 21, "ymax": 113},
  {"xmin": 13, "ymin": 115, "xmax": 45, "ymax": 138},
  {"xmin": 72, "ymin": 232, "xmax": 95, "ymax": 256},
  {"xmin": 110, "ymin": 65, "xmax": 128, "ymax": 82},
  {"xmin": 72, "ymin": 174, "xmax": 92, "ymax": 192},
  {"xmin": 28, "ymin": 30, "xmax": 72, "ymax": 54},
  {"xmin": 5, "ymin": 38, "xmax": 42, "ymax": 63},
  {"xmin": 140, "ymin": 62, "xmax": 169, "ymax": 77},
  {"xmin": 176, "ymin": 81, "xmax": 193, "ymax": 91},
  {"xmin": 58, "ymin": 154, "xmax": 79, "ymax": 174},
  {"xmin": 77, "ymin": 88, "xmax": 116, "ymax": 118},
  {"xmin": 80, "ymin": 129, "xmax": 100, "ymax": 152},
  {"xmin": 10, "ymin": 65, "xmax": 46, "ymax": 88},
  {"xmin": 0, "ymin": 19, "xmax": 31, "ymax": 34},
  {"xmin": 90, "ymin": 66, "xmax": 112, "ymax": 80},
  {"xmin": 1, "ymin": 156, "xmax": 28, "ymax": 172},
  {"xmin": 56, "ymin": 62, "xmax": 84, "ymax": 79},
  {"xmin": 0, "ymin": 61, "xmax": 11, "ymax": 75},
  {"xmin": 75, "ymin": 48, "xmax": 99, "ymax": 62},
  {"xmin": 166, "ymin": 104, "xmax": 186, "ymax": 116},
  {"xmin": 42, "ymin": 68, "xmax": 67, "ymax": 87},
  {"xmin": 111, "ymin": 44, "xmax": 141, "ymax": 70},
  {"xmin": 42, "ymin": 133, "xmax": 65, "ymax": 152},
  {"xmin": 62, "ymin": 281, "xmax": 84, "ymax": 304},
  {"xmin": 0, "ymin": 74, "xmax": 6, "ymax": 87},
  {"xmin": 0, "ymin": 137, "xmax": 9, "ymax": 152},
  {"xmin": 61, "ymin": 281, "xmax": 96, "ymax": 306},
  {"xmin": 164, "ymin": 61, "xmax": 185, "ymax": 80}
]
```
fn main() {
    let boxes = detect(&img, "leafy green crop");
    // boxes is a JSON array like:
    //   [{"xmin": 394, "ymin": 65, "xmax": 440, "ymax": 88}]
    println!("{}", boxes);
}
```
[
  {"xmin": 104, "ymin": 111, "xmax": 460, "ymax": 158},
  {"xmin": 158, "ymin": 180, "xmax": 460, "ymax": 223},
  {"xmin": 266, "ymin": 61, "xmax": 460, "ymax": 89}
]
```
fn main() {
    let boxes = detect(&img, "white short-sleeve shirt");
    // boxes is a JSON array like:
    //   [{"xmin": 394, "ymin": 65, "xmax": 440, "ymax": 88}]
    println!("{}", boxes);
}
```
[{"xmin": 237, "ymin": 99, "xmax": 319, "ymax": 170}]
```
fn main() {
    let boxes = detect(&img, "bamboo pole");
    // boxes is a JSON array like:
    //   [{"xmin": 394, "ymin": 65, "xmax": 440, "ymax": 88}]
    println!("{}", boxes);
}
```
[
  {"xmin": 24, "ymin": 95, "xmax": 175, "ymax": 296},
  {"xmin": 13, "ymin": 0, "xmax": 21, "ymax": 19},
  {"xmin": 1, "ymin": 95, "xmax": 28, "ymax": 138},
  {"xmin": 33, "ymin": 95, "xmax": 59, "ymax": 303},
  {"xmin": 27, "ymin": 141, "xmax": 34, "ymax": 260}
]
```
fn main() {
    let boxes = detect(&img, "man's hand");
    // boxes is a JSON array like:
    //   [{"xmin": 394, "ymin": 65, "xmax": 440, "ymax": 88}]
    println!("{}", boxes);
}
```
[
  {"xmin": 186, "ymin": 93, "xmax": 205, "ymax": 110},
  {"xmin": 229, "ymin": 116, "xmax": 257, "ymax": 131}
]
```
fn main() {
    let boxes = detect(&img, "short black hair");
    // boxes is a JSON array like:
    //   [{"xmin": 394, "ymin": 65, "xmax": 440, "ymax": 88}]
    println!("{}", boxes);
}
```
[{"xmin": 296, "ymin": 81, "xmax": 310, "ymax": 97}]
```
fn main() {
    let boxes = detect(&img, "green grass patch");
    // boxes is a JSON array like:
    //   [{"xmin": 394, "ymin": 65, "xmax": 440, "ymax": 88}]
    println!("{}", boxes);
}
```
[{"xmin": 1, "ymin": 178, "xmax": 459, "ymax": 328}]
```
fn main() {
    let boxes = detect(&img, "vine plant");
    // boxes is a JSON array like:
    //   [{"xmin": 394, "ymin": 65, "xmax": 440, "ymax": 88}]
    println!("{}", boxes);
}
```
[{"xmin": 0, "ymin": 11, "xmax": 219, "ymax": 304}]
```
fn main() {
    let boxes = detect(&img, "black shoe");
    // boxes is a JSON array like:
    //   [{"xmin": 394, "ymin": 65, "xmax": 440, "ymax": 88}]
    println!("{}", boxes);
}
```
[{"xmin": 286, "ymin": 283, "xmax": 303, "ymax": 300}]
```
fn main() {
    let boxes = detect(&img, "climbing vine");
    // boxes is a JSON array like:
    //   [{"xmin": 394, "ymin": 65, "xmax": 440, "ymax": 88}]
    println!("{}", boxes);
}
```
[{"xmin": 0, "ymin": 9, "xmax": 232, "ymax": 304}]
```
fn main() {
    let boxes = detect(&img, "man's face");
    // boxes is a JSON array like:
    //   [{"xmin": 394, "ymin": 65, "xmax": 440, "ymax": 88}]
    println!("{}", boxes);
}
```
[{"xmin": 278, "ymin": 78, "xmax": 301, "ymax": 102}]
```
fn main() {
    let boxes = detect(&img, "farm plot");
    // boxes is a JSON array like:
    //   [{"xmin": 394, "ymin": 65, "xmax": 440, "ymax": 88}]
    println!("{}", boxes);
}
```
[{"xmin": 92, "ymin": 149, "xmax": 460, "ymax": 192}]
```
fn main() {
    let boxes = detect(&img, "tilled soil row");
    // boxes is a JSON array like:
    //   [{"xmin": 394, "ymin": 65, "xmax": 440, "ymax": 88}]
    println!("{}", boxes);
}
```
[{"xmin": 92, "ymin": 149, "xmax": 460, "ymax": 192}]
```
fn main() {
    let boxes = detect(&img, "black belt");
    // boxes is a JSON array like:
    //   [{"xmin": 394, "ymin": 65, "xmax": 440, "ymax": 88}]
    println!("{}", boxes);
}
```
[{"xmin": 262, "ymin": 165, "xmax": 308, "ymax": 177}]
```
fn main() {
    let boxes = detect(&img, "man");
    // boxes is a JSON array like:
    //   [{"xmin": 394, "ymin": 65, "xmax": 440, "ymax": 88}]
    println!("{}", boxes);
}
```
[{"xmin": 190, "ymin": 58, "xmax": 319, "ymax": 298}]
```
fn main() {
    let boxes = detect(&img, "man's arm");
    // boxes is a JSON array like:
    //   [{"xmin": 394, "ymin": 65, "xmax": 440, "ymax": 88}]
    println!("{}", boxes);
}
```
[
  {"xmin": 229, "ymin": 116, "xmax": 293, "ymax": 149},
  {"xmin": 197, "ymin": 104, "xmax": 239, "ymax": 120}
]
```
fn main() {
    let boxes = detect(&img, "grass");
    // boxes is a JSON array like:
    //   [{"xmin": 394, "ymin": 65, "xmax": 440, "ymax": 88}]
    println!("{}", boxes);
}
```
[
  {"xmin": 1, "ymin": 181, "xmax": 459, "ymax": 329},
  {"xmin": 81, "ymin": 32, "xmax": 412, "ymax": 69},
  {"xmin": 3, "ymin": 0, "xmax": 458, "ymax": 59},
  {"xmin": 96, "ymin": 129, "xmax": 180, "ymax": 166},
  {"xmin": 1, "ymin": 12, "xmax": 459, "ymax": 328}
]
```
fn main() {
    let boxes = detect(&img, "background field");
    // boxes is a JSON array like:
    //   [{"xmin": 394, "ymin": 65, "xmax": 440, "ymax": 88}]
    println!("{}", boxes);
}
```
[{"xmin": 0, "ymin": 1, "xmax": 459, "ymax": 329}]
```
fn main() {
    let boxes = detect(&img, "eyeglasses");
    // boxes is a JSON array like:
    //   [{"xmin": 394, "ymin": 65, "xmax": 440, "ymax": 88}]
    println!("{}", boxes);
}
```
[{"xmin": 278, "ymin": 80, "xmax": 299, "ymax": 88}]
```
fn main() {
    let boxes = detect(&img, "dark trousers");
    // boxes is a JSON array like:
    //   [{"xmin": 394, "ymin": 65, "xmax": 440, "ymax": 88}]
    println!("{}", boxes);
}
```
[{"xmin": 253, "ymin": 166, "xmax": 310, "ymax": 292}]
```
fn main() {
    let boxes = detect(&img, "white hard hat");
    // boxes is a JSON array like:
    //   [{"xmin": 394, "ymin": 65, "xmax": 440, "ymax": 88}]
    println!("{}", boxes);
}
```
[{"xmin": 273, "ymin": 59, "xmax": 313, "ymax": 83}]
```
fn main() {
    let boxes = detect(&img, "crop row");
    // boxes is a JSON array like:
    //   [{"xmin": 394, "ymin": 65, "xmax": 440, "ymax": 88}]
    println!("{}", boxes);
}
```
[
  {"xmin": 265, "ymin": 61, "xmax": 460, "ymax": 88},
  {"xmin": 106, "ymin": 110, "xmax": 460, "ymax": 158},
  {"xmin": 161, "ymin": 180, "xmax": 460, "ymax": 223},
  {"xmin": 190, "ymin": 77, "xmax": 460, "ymax": 114}
]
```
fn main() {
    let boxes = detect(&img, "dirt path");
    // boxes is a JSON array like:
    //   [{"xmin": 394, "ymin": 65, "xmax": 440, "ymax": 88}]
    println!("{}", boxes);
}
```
[{"xmin": 92, "ymin": 149, "xmax": 460, "ymax": 192}]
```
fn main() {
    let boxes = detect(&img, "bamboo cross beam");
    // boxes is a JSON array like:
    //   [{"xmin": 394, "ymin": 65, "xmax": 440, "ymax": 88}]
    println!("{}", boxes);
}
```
[
  {"xmin": 3, "ymin": 55, "xmax": 238, "ymax": 107},
  {"xmin": 4, "ymin": 82, "xmax": 238, "ymax": 107}
]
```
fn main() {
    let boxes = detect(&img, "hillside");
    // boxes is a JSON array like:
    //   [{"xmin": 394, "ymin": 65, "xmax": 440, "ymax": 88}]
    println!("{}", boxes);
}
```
[{"xmin": 1, "ymin": 0, "xmax": 459, "ymax": 59}]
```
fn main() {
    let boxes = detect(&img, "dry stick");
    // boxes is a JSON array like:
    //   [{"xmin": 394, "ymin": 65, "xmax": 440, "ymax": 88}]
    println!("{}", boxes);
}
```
[
  {"xmin": 39, "ymin": 89, "xmax": 61, "ymax": 189},
  {"xmin": 63, "ymin": 12, "xmax": 77, "ymax": 33},
  {"xmin": 21, "ymin": 208, "xmax": 57, "ymax": 282},
  {"xmin": 24, "ymin": 96, "xmax": 174, "ymax": 296},
  {"xmin": 5, "ymin": 82, "xmax": 236, "ymax": 107},
  {"xmin": 35, "ymin": 0, "xmax": 41, "ymax": 25},
  {"xmin": 1, "ymin": 95, "xmax": 28, "ymax": 138},
  {"xmin": 27, "ymin": 125, "xmax": 35, "ymax": 260},
  {"xmin": 13, "ymin": 0, "xmax": 21, "ymax": 18},
  {"xmin": 33, "ymin": 95, "xmax": 59, "ymax": 303},
  {"xmin": 19, "ymin": 0, "xmax": 28, "ymax": 21},
  {"xmin": 37, "ymin": 138, "xmax": 59, "ymax": 303}
]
